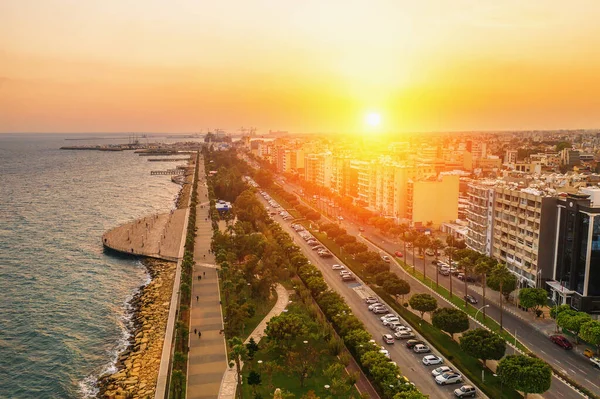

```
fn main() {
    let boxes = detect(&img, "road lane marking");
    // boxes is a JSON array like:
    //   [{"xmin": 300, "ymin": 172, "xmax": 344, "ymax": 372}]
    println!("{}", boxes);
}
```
[{"xmin": 585, "ymin": 379, "xmax": 599, "ymax": 390}]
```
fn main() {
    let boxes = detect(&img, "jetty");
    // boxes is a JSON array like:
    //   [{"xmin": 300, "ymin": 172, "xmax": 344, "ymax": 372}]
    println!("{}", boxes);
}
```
[
  {"xmin": 101, "ymin": 210, "xmax": 187, "ymax": 262},
  {"xmin": 151, "ymin": 169, "xmax": 185, "ymax": 175},
  {"xmin": 147, "ymin": 158, "xmax": 191, "ymax": 162}
]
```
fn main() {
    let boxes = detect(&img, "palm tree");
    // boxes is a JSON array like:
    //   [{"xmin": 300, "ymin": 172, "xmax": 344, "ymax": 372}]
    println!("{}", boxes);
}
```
[
  {"xmin": 398, "ymin": 223, "xmax": 409, "ymax": 262},
  {"xmin": 228, "ymin": 337, "xmax": 248, "ymax": 399},
  {"xmin": 430, "ymin": 238, "xmax": 445, "ymax": 289},
  {"xmin": 406, "ymin": 230, "xmax": 420, "ymax": 274},
  {"xmin": 474, "ymin": 256, "xmax": 496, "ymax": 320},
  {"xmin": 415, "ymin": 234, "xmax": 432, "ymax": 282},
  {"xmin": 444, "ymin": 245, "xmax": 455, "ymax": 298},
  {"xmin": 487, "ymin": 264, "xmax": 517, "ymax": 330},
  {"xmin": 458, "ymin": 255, "xmax": 476, "ymax": 307}
]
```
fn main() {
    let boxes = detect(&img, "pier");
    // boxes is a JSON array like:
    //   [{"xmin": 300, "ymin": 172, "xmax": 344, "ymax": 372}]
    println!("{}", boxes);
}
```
[
  {"xmin": 147, "ymin": 158, "xmax": 191, "ymax": 162},
  {"xmin": 101, "ymin": 210, "xmax": 187, "ymax": 262},
  {"xmin": 151, "ymin": 169, "xmax": 185, "ymax": 175}
]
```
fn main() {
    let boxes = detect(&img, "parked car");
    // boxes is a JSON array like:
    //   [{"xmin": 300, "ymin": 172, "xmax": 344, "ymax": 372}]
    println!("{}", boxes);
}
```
[
  {"xmin": 395, "ymin": 251, "xmax": 403, "ymax": 257},
  {"xmin": 435, "ymin": 372, "xmax": 463, "ymax": 385},
  {"xmin": 341, "ymin": 274, "xmax": 356, "ymax": 281},
  {"xmin": 426, "ymin": 249, "xmax": 436, "ymax": 256},
  {"xmin": 311, "ymin": 245, "xmax": 325, "ymax": 251},
  {"xmin": 373, "ymin": 307, "xmax": 390, "ymax": 314},
  {"xmin": 382, "ymin": 334, "xmax": 395, "ymax": 345},
  {"xmin": 454, "ymin": 385, "xmax": 477, "ymax": 397},
  {"xmin": 550, "ymin": 335, "xmax": 573, "ymax": 349},
  {"xmin": 388, "ymin": 321, "xmax": 404, "ymax": 331},
  {"xmin": 590, "ymin": 357, "xmax": 600, "ymax": 368},
  {"xmin": 432, "ymin": 366, "xmax": 453, "ymax": 377},
  {"xmin": 405, "ymin": 339, "xmax": 424, "ymax": 349},
  {"xmin": 338, "ymin": 216, "xmax": 344, "ymax": 221},
  {"xmin": 340, "ymin": 270, "xmax": 351, "ymax": 276},
  {"xmin": 379, "ymin": 313, "xmax": 396, "ymax": 321},
  {"xmin": 368, "ymin": 302, "xmax": 382, "ymax": 310},
  {"xmin": 394, "ymin": 325, "xmax": 412, "ymax": 333},
  {"xmin": 394, "ymin": 331, "xmax": 415, "ymax": 340},
  {"xmin": 318, "ymin": 251, "xmax": 333, "ymax": 258},
  {"xmin": 332, "ymin": 264, "xmax": 345, "ymax": 270},
  {"xmin": 382, "ymin": 255, "xmax": 391, "ymax": 263},
  {"xmin": 382, "ymin": 317, "xmax": 400, "ymax": 327},
  {"xmin": 413, "ymin": 344, "xmax": 431, "ymax": 353},
  {"xmin": 364, "ymin": 296, "xmax": 378, "ymax": 303},
  {"xmin": 464, "ymin": 295, "xmax": 478, "ymax": 304},
  {"xmin": 422, "ymin": 355, "xmax": 443, "ymax": 365},
  {"xmin": 439, "ymin": 268, "xmax": 450, "ymax": 276},
  {"xmin": 359, "ymin": 227, "xmax": 365, "ymax": 232},
  {"xmin": 379, "ymin": 347, "xmax": 391, "ymax": 359}
]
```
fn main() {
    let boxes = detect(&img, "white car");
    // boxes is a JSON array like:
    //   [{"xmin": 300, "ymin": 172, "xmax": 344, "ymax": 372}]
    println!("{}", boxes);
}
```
[
  {"xmin": 422, "ymin": 355, "xmax": 444, "ymax": 365},
  {"xmin": 432, "ymin": 366, "xmax": 453, "ymax": 377},
  {"xmin": 382, "ymin": 334, "xmax": 395, "ymax": 345},
  {"xmin": 382, "ymin": 317, "xmax": 400, "ymax": 326},
  {"xmin": 435, "ymin": 372, "xmax": 463, "ymax": 385},
  {"xmin": 365, "ymin": 296, "xmax": 378, "ymax": 304},
  {"xmin": 379, "ymin": 313, "xmax": 396, "ymax": 321},
  {"xmin": 332, "ymin": 264, "xmax": 345, "ymax": 270},
  {"xmin": 379, "ymin": 347, "xmax": 391, "ymax": 359},
  {"xmin": 382, "ymin": 255, "xmax": 391, "ymax": 263},
  {"xmin": 373, "ymin": 307, "xmax": 389, "ymax": 314},
  {"xmin": 394, "ymin": 331, "xmax": 415, "ymax": 340},
  {"xmin": 394, "ymin": 325, "xmax": 413, "ymax": 333},
  {"xmin": 368, "ymin": 302, "xmax": 383, "ymax": 310},
  {"xmin": 413, "ymin": 344, "xmax": 431, "ymax": 353}
]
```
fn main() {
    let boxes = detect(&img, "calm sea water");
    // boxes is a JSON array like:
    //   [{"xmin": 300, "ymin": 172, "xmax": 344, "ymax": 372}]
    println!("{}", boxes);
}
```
[{"xmin": 0, "ymin": 134, "xmax": 190, "ymax": 399}]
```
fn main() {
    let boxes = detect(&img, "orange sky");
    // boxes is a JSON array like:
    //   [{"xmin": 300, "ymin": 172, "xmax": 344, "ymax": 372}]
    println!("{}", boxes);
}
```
[{"xmin": 2, "ymin": 0, "xmax": 600, "ymax": 133}]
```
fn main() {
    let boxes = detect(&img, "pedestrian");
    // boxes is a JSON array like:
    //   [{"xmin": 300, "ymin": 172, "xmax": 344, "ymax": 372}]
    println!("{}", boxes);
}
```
[
  {"xmin": 194, "ymin": 328, "xmax": 197, "ymax": 335},
  {"xmin": 203, "ymin": 254, "xmax": 206, "ymax": 259},
  {"xmin": 198, "ymin": 275, "xmax": 200, "ymax": 281},
  {"xmin": 196, "ymin": 295, "xmax": 199, "ymax": 302},
  {"xmin": 203, "ymin": 271, "xmax": 206, "ymax": 277},
  {"xmin": 198, "ymin": 331, "xmax": 202, "ymax": 338},
  {"xmin": 199, "ymin": 275, "xmax": 202, "ymax": 280}
]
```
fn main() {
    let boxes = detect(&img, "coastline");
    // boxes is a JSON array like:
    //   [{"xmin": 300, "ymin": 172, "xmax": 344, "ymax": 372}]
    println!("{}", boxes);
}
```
[{"xmin": 95, "ymin": 165, "xmax": 193, "ymax": 399}]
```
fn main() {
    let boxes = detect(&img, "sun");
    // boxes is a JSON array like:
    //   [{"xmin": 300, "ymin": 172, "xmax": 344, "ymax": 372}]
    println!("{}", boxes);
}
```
[{"xmin": 365, "ymin": 112, "xmax": 381, "ymax": 128}]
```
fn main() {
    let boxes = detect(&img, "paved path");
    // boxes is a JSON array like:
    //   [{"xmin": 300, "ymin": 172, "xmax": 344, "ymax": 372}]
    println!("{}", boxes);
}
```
[
  {"xmin": 218, "ymin": 284, "xmax": 289, "ymax": 399},
  {"xmin": 186, "ymin": 159, "xmax": 228, "ymax": 399}
]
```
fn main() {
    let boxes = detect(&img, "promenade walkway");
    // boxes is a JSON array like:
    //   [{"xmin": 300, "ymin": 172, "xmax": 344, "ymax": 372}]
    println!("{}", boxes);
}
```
[
  {"xmin": 218, "ymin": 284, "xmax": 289, "ymax": 399},
  {"xmin": 102, "ymin": 209, "xmax": 186, "ymax": 261},
  {"xmin": 187, "ymin": 159, "xmax": 228, "ymax": 399}
]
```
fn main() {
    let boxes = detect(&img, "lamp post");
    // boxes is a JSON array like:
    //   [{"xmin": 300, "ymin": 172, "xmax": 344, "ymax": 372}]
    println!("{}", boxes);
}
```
[{"xmin": 475, "ymin": 304, "xmax": 490, "ymax": 323}]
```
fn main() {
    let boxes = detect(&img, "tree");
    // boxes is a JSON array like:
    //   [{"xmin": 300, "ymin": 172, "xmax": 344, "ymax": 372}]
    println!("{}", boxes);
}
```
[
  {"xmin": 383, "ymin": 278, "xmax": 411, "ymax": 302},
  {"xmin": 342, "ymin": 241, "xmax": 368, "ymax": 255},
  {"xmin": 335, "ymin": 234, "xmax": 357, "ymax": 246},
  {"xmin": 557, "ymin": 310, "xmax": 591, "ymax": 339},
  {"xmin": 555, "ymin": 141, "xmax": 572, "ymax": 152},
  {"xmin": 518, "ymin": 288, "xmax": 548, "ymax": 315},
  {"xmin": 497, "ymin": 355, "xmax": 552, "ymax": 398},
  {"xmin": 246, "ymin": 337, "xmax": 259, "ymax": 360},
  {"xmin": 228, "ymin": 337, "xmax": 249, "ymax": 399},
  {"xmin": 550, "ymin": 304, "xmax": 572, "ymax": 319},
  {"xmin": 432, "ymin": 308, "xmax": 469, "ymax": 340},
  {"xmin": 579, "ymin": 320, "xmax": 600, "ymax": 355},
  {"xmin": 247, "ymin": 370, "xmax": 262, "ymax": 395},
  {"xmin": 375, "ymin": 271, "xmax": 396, "ymax": 286},
  {"xmin": 459, "ymin": 328, "xmax": 506, "ymax": 367},
  {"xmin": 487, "ymin": 264, "xmax": 517, "ymax": 330},
  {"xmin": 170, "ymin": 369, "xmax": 186, "ymax": 399},
  {"xmin": 415, "ymin": 235, "xmax": 431, "ymax": 282},
  {"xmin": 409, "ymin": 293, "xmax": 438, "ymax": 319},
  {"xmin": 430, "ymin": 238, "xmax": 445, "ymax": 287},
  {"xmin": 286, "ymin": 345, "xmax": 320, "ymax": 387},
  {"xmin": 265, "ymin": 313, "xmax": 309, "ymax": 350},
  {"xmin": 474, "ymin": 257, "xmax": 496, "ymax": 320}
]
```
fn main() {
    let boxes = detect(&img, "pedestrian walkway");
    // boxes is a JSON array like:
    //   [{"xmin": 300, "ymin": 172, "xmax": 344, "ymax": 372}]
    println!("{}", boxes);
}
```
[
  {"xmin": 218, "ymin": 284, "xmax": 289, "ymax": 399},
  {"xmin": 187, "ymin": 158, "xmax": 228, "ymax": 399}
]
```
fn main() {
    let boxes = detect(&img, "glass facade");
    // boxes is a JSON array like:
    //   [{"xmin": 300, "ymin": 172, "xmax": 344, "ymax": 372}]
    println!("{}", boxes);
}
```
[
  {"xmin": 589, "ymin": 217, "xmax": 600, "ymax": 296},
  {"xmin": 576, "ymin": 214, "xmax": 589, "ymax": 295}
]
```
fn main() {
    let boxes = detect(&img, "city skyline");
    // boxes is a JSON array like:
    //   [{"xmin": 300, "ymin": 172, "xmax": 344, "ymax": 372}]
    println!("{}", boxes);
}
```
[{"xmin": 2, "ymin": 1, "xmax": 600, "ymax": 133}]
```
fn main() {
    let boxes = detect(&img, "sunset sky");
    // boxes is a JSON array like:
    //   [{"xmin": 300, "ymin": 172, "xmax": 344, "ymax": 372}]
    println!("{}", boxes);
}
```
[{"xmin": 2, "ymin": 0, "xmax": 600, "ymax": 134}]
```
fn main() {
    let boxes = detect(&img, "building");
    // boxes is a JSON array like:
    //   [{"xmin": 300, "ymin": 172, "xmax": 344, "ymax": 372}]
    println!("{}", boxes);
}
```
[
  {"xmin": 304, "ymin": 152, "xmax": 333, "ymax": 188},
  {"xmin": 466, "ymin": 180, "xmax": 496, "ymax": 256},
  {"xmin": 560, "ymin": 148, "xmax": 580, "ymax": 168},
  {"xmin": 406, "ymin": 174, "xmax": 459, "ymax": 227},
  {"xmin": 505, "ymin": 150, "xmax": 518, "ymax": 165},
  {"xmin": 491, "ymin": 186, "xmax": 558, "ymax": 288},
  {"xmin": 549, "ymin": 189, "xmax": 600, "ymax": 314}
]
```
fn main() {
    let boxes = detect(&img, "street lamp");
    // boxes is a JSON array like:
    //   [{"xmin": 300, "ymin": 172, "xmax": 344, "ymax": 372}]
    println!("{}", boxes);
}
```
[{"xmin": 475, "ymin": 305, "xmax": 490, "ymax": 322}]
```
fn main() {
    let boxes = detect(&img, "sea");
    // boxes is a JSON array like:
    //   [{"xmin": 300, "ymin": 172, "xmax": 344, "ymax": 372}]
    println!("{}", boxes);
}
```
[{"xmin": 0, "ymin": 133, "xmax": 197, "ymax": 399}]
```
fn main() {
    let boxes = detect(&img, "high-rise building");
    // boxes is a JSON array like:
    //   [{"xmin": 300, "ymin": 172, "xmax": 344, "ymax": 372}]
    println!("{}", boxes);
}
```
[
  {"xmin": 504, "ymin": 150, "xmax": 518, "ymax": 164},
  {"xmin": 491, "ymin": 186, "xmax": 558, "ymax": 288},
  {"xmin": 406, "ymin": 174, "xmax": 459, "ymax": 227},
  {"xmin": 549, "ymin": 189, "xmax": 600, "ymax": 313},
  {"xmin": 304, "ymin": 153, "xmax": 333, "ymax": 188},
  {"xmin": 465, "ymin": 181, "xmax": 496, "ymax": 256}
]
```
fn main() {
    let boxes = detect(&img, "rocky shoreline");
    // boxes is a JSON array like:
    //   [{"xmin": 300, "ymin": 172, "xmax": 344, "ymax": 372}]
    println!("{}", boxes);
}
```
[{"xmin": 96, "ymin": 258, "xmax": 176, "ymax": 399}]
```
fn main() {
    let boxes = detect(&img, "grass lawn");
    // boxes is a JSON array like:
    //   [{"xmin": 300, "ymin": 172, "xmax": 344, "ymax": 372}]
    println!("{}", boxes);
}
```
[
  {"xmin": 241, "ymin": 294, "xmax": 277, "ymax": 340},
  {"xmin": 240, "ymin": 302, "xmax": 360, "ymax": 399}
]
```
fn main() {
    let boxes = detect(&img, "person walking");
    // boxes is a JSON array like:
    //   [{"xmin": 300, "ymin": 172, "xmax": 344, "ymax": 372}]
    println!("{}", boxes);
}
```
[
  {"xmin": 194, "ymin": 328, "xmax": 197, "ymax": 335},
  {"xmin": 198, "ymin": 331, "xmax": 202, "ymax": 338},
  {"xmin": 203, "ymin": 271, "xmax": 206, "ymax": 277},
  {"xmin": 196, "ymin": 295, "xmax": 199, "ymax": 302}
]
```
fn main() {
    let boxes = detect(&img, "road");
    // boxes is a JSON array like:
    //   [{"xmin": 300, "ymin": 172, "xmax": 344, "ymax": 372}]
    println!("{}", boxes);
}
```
[
  {"xmin": 272, "ymin": 178, "xmax": 592, "ymax": 399},
  {"xmin": 257, "ymin": 194, "xmax": 484, "ymax": 399}
]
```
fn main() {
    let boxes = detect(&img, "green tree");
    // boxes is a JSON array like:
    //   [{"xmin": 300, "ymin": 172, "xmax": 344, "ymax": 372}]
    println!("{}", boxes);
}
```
[
  {"xmin": 170, "ymin": 369, "xmax": 187, "ymax": 399},
  {"xmin": 430, "ymin": 238, "xmax": 445, "ymax": 289},
  {"xmin": 415, "ymin": 234, "xmax": 431, "ymax": 281},
  {"xmin": 375, "ymin": 271, "xmax": 396, "ymax": 286},
  {"xmin": 474, "ymin": 257, "xmax": 496, "ymax": 320},
  {"xmin": 518, "ymin": 288, "xmax": 548, "ymax": 314},
  {"xmin": 431, "ymin": 308, "xmax": 469, "ymax": 340},
  {"xmin": 557, "ymin": 310, "xmax": 591, "ymax": 339},
  {"xmin": 247, "ymin": 370, "xmax": 262, "ymax": 395},
  {"xmin": 487, "ymin": 264, "xmax": 517, "ymax": 330},
  {"xmin": 335, "ymin": 234, "xmax": 357, "ymax": 246},
  {"xmin": 497, "ymin": 355, "xmax": 552, "ymax": 398},
  {"xmin": 228, "ymin": 337, "xmax": 248, "ymax": 399},
  {"xmin": 550, "ymin": 304, "xmax": 572, "ymax": 319},
  {"xmin": 246, "ymin": 337, "xmax": 259, "ymax": 360},
  {"xmin": 555, "ymin": 141, "xmax": 572, "ymax": 152},
  {"xmin": 409, "ymin": 293, "xmax": 438, "ymax": 319},
  {"xmin": 342, "ymin": 241, "xmax": 368, "ymax": 255},
  {"xmin": 579, "ymin": 320, "xmax": 600, "ymax": 355},
  {"xmin": 383, "ymin": 278, "xmax": 411, "ymax": 302},
  {"xmin": 459, "ymin": 328, "xmax": 506, "ymax": 367},
  {"xmin": 265, "ymin": 313, "xmax": 309, "ymax": 350}
]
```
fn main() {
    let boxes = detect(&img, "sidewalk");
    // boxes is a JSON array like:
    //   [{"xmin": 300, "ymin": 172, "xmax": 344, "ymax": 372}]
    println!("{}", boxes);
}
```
[
  {"xmin": 186, "ymin": 159, "xmax": 228, "ymax": 399},
  {"xmin": 218, "ymin": 284, "xmax": 290, "ymax": 399}
]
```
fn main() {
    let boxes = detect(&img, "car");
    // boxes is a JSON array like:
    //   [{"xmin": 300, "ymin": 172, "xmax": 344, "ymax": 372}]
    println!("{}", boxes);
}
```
[
  {"xmin": 379, "ymin": 348, "xmax": 391, "ymax": 359},
  {"xmin": 373, "ymin": 307, "xmax": 390, "ymax": 314},
  {"xmin": 379, "ymin": 313, "xmax": 396, "ymax": 321},
  {"xmin": 591, "ymin": 357, "xmax": 600, "ymax": 368},
  {"xmin": 431, "ymin": 260, "xmax": 439, "ymax": 265},
  {"xmin": 382, "ymin": 317, "xmax": 400, "ymax": 326},
  {"xmin": 405, "ymin": 339, "xmax": 424, "ymax": 349},
  {"xmin": 413, "ymin": 344, "xmax": 431, "ymax": 353},
  {"xmin": 368, "ymin": 302, "xmax": 382, "ymax": 310},
  {"xmin": 382, "ymin": 255, "xmax": 391, "ymax": 263},
  {"xmin": 340, "ymin": 270, "xmax": 351, "ymax": 276},
  {"xmin": 454, "ymin": 385, "xmax": 477, "ymax": 397},
  {"xmin": 422, "ymin": 355, "xmax": 444, "ymax": 365},
  {"xmin": 584, "ymin": 348, "xmax": 594, "ymax": 358},
  {"xmin": 432, "ymin": 366, "xmax": 453, "ymax": 377},
  {"xmin": 395, "ymin": 251, "xmax": 403, "ymax": 257},
  {"xmin": 426, "ymin": 250, "xmax": 436, "ymax": 256},
  {"xmin": 332, "ymin": 264, "xmax": 345, "ymax": 270},
  {"xmin": 439, "ymin": 268, "xmax": 450, "ymax": 276},
  {"xmin": 337, "ymin": 216, "xmax": 344, "ymax": 221},
  {"xmin": 435, "ymin": 372, "xmax": 463, "ymax": 385},
  {"xmin": 308, "ymin": 241, "xmax": 321, "ymax": 247},
  {"xmin": 382, "ymin": 334, "xmax": 395, "ymax": 345},
  {"xmin": 394, "ymin": 325, "xmax": 412, "ymax": 333},
  {"xmin": 464, "ymin": 295, "xmax": 478, "ymax": 304},
  {"xmin": 550, "ymin": 335, "xmax": 573, "ymax": 349},
  {"xmin": 318, "ymin": 251, "xmax": 333, "ymax": 258},
  {"xmin": 387, "ymin": 321, "xmax": 403, "ymax": 330},
  {"xmin": 341, "ymin": 274, "xmax": 356, "ymax": 281},
  {"xmin": 365, "ymin": 297, "xmax": 379, "ymax": 304},
  {"xmin": 358, "ymin": 227, "xmax": 365, "ymax": 232},
  {"xmin": 311, "ymin": 245, "xmax": 325, "ymax": 251},
  {"xmin": 394, "ymin": 330, "xmax": 415, "ymax": 340}
]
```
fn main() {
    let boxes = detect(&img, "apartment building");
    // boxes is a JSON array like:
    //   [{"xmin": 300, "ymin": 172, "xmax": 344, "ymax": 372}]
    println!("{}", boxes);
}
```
[
  {"xmin": 304, "ymin": 152, "xmax": 333, "ymax": 188},
  {"xmin": 406, "ymin": 174, "xmax": 459, "ymax": 227},
  {"xmin": 491, "ymin": 186, "xmax": 558, "ymax": 288},
  {"xmin": 350, "ymin": 160, "xmax": 375, "ymax": 206},
  {"xmin": 550, "ymin": 189, "xmax": 600, "ymax": 314},
  {"xmin": 465, "ymin": 180, "xmax": 496, "ymax": 256}
]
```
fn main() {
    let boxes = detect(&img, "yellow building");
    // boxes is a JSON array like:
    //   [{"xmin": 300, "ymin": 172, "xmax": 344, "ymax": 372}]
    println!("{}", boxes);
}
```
[{"xmin": 407, "ymin": 174, "xmax": 459, "ymax": 227}]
